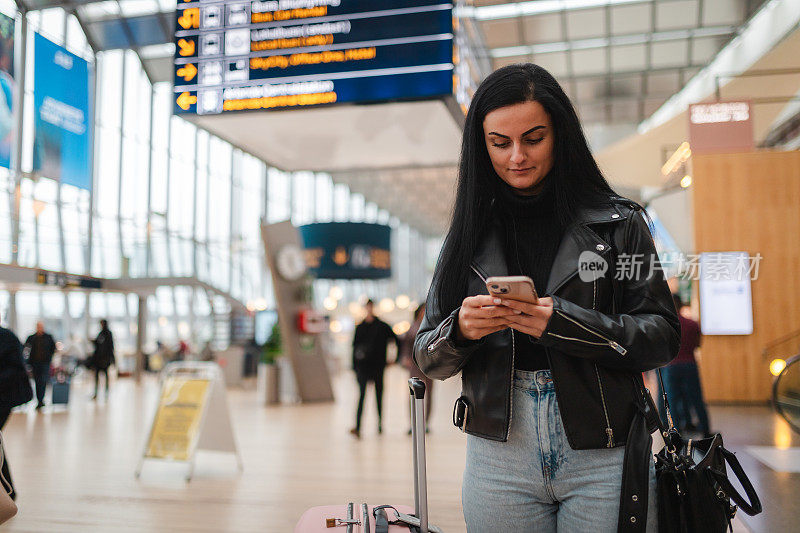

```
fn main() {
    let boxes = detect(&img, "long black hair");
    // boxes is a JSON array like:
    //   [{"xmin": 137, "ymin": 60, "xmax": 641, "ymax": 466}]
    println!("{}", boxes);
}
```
[{"xmin": 435, "ymin": 63, "xmax": 624, "ymax": 313}]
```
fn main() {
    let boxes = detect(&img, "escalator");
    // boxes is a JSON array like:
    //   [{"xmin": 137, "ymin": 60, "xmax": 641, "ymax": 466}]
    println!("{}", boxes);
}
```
[{"xmin": 773, "ymin": 354, "xmax": 800, "ymax": 434}]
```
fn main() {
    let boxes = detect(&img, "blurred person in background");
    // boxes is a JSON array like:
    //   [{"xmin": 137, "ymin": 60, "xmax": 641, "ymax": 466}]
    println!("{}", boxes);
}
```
[
  {"xmin": 24, "ymin": 322, "xmax": 56, "ymax": 410},
  {"xmin": 398, "ymin": 304, "xmax": 432, "ymax": 432},
  {"xmin": 200, "ymin": 340, "xmax": 215, "ymax": 362},
  {"xmin": 243, "ymin": 337, "xmax": 260, "ymax": 376},
  {"xmin": 0, "ymin": 325, "xmax": 33, "ymax": 499},
  {"xmin": 177, "ymin": 339, "xmax": 190, "ymax": 359},
  {"xmin": 349, "ymin": 299, "xmax": 398, "ymax": 438},
  {"xmin": 89, "ymin": 319, "xmax": 115, "ymax": 400},
  {"xmin": 664, "ymin": 294, "xmax": 711, "ymax": 437}
]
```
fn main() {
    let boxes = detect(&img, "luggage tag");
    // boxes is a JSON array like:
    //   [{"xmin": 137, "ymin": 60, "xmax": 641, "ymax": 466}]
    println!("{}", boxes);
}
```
[
  {"xmin": 325, "ymin": 517, "xmax": 359, "ymax": 528},
  {"xmin": 326, "ymin": 502, "xmax": 360, "ymax": 529}
]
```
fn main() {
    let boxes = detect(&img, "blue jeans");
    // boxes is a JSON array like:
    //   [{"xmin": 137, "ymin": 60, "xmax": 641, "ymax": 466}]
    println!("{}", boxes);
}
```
[{"xmin": 462, "ymin": 370, "xmax": 656, "ymax": 532}]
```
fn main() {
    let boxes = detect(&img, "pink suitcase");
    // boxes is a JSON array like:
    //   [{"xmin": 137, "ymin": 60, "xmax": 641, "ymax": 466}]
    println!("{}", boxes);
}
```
[{"xmin": 294, "ymin": 379, "xmax": 442, "ymax": 533}]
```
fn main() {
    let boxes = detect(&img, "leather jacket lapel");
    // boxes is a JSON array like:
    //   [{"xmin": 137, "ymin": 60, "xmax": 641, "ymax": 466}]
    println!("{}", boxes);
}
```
[
  {"xmin": 471, "ymin": 210, "xmax": 617, "ymax": 296},
  {"xmin": 546, "ymin": 222, "xmax": 612, "ymax": 295}
]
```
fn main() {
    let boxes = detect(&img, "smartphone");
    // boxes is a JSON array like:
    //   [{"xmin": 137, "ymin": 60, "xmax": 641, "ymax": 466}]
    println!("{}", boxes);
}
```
[{"xmin": 486, "ymin": 276, "xmax": 539, "ymax": 304}]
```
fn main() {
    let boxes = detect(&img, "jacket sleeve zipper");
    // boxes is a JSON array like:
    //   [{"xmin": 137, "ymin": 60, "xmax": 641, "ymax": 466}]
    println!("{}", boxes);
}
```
[
  {"xmin": 427, "ymin": 315, "xmax": 454, "ymax": 353},
  {"xmin": 548, "ymin": 310, "xmax": 627, "ymax": 355}
]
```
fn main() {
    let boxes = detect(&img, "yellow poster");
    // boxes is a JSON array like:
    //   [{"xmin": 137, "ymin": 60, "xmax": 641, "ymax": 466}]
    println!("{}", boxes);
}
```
[{"xmin": 146, "ymin": 378, "xmax": 211, "ymax": 461}]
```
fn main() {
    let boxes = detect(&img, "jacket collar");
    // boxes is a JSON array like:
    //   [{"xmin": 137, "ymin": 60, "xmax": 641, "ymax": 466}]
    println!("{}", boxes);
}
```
[{"xmin": 471, "ymin": 203, "xmax": 628, "ymax": 296}]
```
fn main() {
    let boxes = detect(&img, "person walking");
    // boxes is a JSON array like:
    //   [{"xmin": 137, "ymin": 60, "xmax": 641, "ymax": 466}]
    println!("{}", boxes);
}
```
[
  {"xmin": 24, "ymin": 322, "xmax": 56, "ymax": 410},
  {"xmin": 90, "ymin": 319, "xmax": 115, "ymax": 400},
  {"xmin": 398, "ymin": 304, "xmax": 432, "ymax": 432},
  {"xmin": 414, "ymin": 64, "xmax": 680, "ymax": 532},
  {"xmin": 349, "ymin": 300, "xmax": 398, "ymax": 438},
  {"xmin": 0, "ymin": 325, "xmax": 33, "ymax": 499},
  {"xmin": 664, "ymin": 294, "xmax": 711, "ymax": 437}
]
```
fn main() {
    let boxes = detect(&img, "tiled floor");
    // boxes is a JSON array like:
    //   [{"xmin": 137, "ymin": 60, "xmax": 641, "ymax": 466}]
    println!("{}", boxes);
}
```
[
  {"xmin": 1, "ymin": 366, "xmax": 797, "ymax": 531},
  {"xmin": 705, "ymin": 404, "xmax": 800, "ymax": 533},
  {"xmin": 745, "ymin": 446, "xmax": 800, "ymax": 474},
  {"xmin": 2, "ymin": 366, "xmax": 470, "ymax": 532}
]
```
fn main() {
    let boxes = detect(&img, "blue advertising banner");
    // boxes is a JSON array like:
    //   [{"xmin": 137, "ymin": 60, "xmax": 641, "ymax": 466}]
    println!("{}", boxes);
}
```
[
  {"xmin": 299, "ymin": 223, "xmax": 391, "ymax": 280},
  {"xmin": 0, "ymin": 13, "xmax": 15, "ymax": 168},
  {"xmin": 33, "ymin": 33, "xmax": 91, "ymax": 190}
]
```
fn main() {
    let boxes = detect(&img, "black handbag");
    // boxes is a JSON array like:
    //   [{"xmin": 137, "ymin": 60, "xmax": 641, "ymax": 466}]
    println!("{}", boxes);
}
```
[{"xmin": 650, "ymin": 370, "xmax": 762, "ymax": 532}]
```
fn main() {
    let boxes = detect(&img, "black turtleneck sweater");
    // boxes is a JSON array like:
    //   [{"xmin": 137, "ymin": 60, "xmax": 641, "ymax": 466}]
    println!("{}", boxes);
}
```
[{"xmin": 496, "ymin": 180, "xmax": 564, "ymax": 371}]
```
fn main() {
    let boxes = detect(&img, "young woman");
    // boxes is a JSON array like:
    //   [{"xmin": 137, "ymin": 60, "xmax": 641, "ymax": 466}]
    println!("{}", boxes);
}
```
[{"xmin": 414, "ymin": 64, "xmax": 680, "ymax": 532}]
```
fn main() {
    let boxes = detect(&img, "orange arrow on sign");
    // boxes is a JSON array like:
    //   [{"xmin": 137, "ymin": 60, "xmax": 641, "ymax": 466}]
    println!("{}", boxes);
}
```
[
  {"xmin": 176, "ymin": 92, "xmax": 197, "ymax": 111},
  {"xmin": 178, "ymin": 8, "xmax": 199, "ymax": 30},
  {"xmin": 177, "ymin": 63, "xmax": 197, "ymax": 82},
  {"xmin": 178, "ymin": 38, "xmax": 196, "ymax": 57}
]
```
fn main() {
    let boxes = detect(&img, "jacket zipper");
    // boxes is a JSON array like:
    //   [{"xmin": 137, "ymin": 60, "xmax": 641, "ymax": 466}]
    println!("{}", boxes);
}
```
[
  {"xmin": 470, "ymin": 264, "xmax": 486, "ymax": 283},
  {"xmin": 507, "ymin": 327, "xmax": 515, "ymax": 440},
  {"xmin": 595, "ymin": 364, "xmax": 614, "ymax": 447},
  {"xmin": 547, "ymin": 310, "xmax": 627, "ymax": 355},
  {"xmin": 591, "ymin": 278, "xmax": 614, "ymax": 448},
  {"xmin": 469, "ymin": 263, "xmax": 515, "ymax": 440}
]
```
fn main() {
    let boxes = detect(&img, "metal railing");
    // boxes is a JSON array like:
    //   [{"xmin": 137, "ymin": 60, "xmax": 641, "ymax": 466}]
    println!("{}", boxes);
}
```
[
  {"xmin": 762, "ymin": 328, "xmax": 800, "ymax": 362},
  {"xmin": 773, "ymin": 354, "xmax": 800, "ymax": 435}
]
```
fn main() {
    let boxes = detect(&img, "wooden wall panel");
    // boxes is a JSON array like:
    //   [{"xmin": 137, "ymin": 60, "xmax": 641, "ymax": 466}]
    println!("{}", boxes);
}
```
[{"xmin": 692, "ymin": 151, "xmax": 800, "ymax": 402}]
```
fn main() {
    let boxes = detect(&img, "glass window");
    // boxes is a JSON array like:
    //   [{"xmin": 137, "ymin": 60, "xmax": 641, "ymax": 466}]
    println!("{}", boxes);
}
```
[
  {"xmin": 267, "ymin": 167, "xmax": 290, "ymax": 223},
  {"xmin": 333, "ymin": 183, "xmax": 349, "ymax": 222},
  {"xmin": 34, "ymin": 177, "xmax": 60, "ymax": 270},
  {"xmin": 0, "ymin": 170, "xmax": 10, "ymax": 263},
  {"xmin": 0, "ymin": 5, "xmax": 376, "ymax": 349}
]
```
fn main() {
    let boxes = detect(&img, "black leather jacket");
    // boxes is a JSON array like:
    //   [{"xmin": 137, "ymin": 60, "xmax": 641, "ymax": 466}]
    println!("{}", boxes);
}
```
[{"xmin": 414, "ymin": 200, "xmax": 680, "ymax": 529}]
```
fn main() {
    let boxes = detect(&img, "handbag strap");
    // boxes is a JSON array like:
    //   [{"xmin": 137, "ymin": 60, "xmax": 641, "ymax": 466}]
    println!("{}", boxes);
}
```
[
  {"xmin": 705, "ymin": 446, "xmax": 763, "ymax": 516},
  {"xmin": 607, "ymin": 230, "xmax": 680, "ymax": 448},
  {"xmin": 654, "ymin": 367, "xmax": 676, "ymax": 432}
]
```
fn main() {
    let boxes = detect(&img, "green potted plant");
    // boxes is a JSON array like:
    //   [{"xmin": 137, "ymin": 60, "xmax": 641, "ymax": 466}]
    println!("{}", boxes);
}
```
[{"xmin": 258, "ymin": 322, "xmax": 281, "ymax": 405}]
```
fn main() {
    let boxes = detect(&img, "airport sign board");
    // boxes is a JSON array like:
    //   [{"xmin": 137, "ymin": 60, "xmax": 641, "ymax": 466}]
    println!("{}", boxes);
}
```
[
  {"xmin": 36, "ymin": 270, "xmax": 102, "ymax": 289},
  {"xmin": 299, "ymin": 222, "xmax": 391, "ymax": 279},
  {"xmin": 174, "ymin": 1, "xmax": 454, "ymax": 115},
  {"xmin": 688, "ymin": 100, "xmax": 754, "ymax": 154}
]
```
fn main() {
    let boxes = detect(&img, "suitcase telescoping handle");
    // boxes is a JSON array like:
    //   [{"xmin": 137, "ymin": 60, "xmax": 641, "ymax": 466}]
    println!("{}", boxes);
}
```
[
  {"xmin": 346, "ymin": 502, "xmax": 354, "ymax": 533},
  {"xmin": 409, "ymin": 378, "xmax": 428, "ymax": 533}
]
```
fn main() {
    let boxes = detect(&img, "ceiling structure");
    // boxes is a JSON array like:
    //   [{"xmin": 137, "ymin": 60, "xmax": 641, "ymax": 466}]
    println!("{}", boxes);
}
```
[
  {"xmin": 17, "ymin": 0, "xmax": 787, "ymax": 236},
  {"xmin": 188, "ymin": 101, "xmax": 463, "ymax": 173},
  {"xmin": 597, "ymin": 17, "xmax": 800, "ymax": 189},
  {"xmin": 329, "ymin": 165, "xmax": 459, "ymax": 238},
  {"xmin": 20, "ymin": 0, "xmax": 466, "ymax": 235},
  {"xmin": 474, "ymin": 0, "xmax": 769, "ymax": 151},
  {"xmin": 187, "ymin": 100, "xmax": 463, "ymax": 236}
]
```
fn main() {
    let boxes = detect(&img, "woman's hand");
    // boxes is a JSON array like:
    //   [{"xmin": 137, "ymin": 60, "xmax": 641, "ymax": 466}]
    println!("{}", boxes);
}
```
[
  {"xmin": 457, "ymin": 295, "xmax": 519, "ymax": 341},
  {"xmin": 499, "ymin": 297, "xmax": 554, "ymax": 338}
]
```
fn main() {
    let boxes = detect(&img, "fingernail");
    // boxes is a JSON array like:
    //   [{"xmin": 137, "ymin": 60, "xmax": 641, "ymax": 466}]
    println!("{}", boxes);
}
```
[
  {"xmin": 514, "ymin": 310, "xmax": 522, "ymax": 314},
  {"xmin": 493, "ymin": 298, "xmax": 501, "ymax": 304}
]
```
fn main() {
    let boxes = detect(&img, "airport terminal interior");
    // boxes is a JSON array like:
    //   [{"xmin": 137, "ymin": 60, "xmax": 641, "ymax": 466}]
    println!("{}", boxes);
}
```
[{"xmin": 0, "ymin": 0, "xmax": 799, "ymax": 531}]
